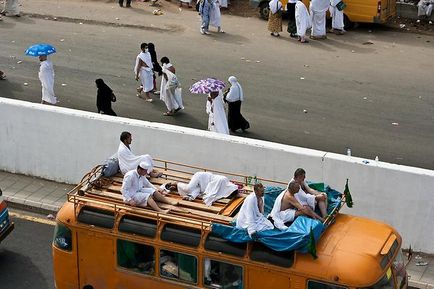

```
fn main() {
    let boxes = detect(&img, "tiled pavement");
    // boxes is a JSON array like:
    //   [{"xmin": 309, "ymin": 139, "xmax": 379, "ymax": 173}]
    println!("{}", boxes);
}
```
[{"xmin": 0, "ymin": 170, "xmax": 432, "ymax": 287}]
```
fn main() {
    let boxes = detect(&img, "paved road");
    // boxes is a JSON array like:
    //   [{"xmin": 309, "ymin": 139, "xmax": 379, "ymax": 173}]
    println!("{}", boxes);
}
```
[
  {"xmin": 0, "ymin": 9, "xmax": 433, "ymax": 169},
  {"xmin": 0, "ymin": 210, "xmax": 55, "ymax": 289}
]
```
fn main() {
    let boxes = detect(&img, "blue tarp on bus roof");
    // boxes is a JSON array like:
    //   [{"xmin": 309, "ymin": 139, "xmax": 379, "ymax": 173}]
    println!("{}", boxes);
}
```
[{"xmin": 211, "ymin": 183, "xmax": 343, "ymax": 254}]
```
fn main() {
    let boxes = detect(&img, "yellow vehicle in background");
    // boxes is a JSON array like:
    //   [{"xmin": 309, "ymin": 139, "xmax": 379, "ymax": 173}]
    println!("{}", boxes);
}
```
[{"xmin": 250, "ymin": 0, "xmax": 396, "ymax": 27}]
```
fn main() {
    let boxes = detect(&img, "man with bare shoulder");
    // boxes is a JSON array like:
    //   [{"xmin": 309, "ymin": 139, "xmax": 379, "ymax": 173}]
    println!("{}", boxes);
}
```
[
  {"xmin": 292, "ymin": 168, "xmax": 328, "ymax": 219},
  {"xmin": 269, "ymin": 181, "xmax": 324, "ymax": 230}
]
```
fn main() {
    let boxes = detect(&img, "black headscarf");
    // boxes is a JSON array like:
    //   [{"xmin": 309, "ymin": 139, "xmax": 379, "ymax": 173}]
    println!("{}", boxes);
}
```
[
  {"xmin": 95, "ymin": 78, "xmax": 112, "ymax": 94},
  {"xmin": 147, "ymin": 43, "xmax": 162, "ymax": 75}
]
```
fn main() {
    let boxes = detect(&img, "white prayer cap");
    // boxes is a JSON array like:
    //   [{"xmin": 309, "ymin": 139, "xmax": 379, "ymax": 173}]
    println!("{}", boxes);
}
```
[
  {"xmin": 139, "ymin": 161, "xmax": 152, "ymax": 174},
  {"xmin": 228, "ymin": 76, "xmax": 237, "ymax": 84}
]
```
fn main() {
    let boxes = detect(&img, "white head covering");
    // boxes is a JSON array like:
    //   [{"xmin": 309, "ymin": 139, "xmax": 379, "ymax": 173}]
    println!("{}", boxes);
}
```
[
  {"xmin": 269, "ymin": 0, "xmax": 282, "ymax": 14},
  {"xmin": 227, "ymin": 76, "xmax": 244, "ymax": 102},
  {"xmin": 138, "ymin": 161, "xmax": 153, "ymax": 174}
]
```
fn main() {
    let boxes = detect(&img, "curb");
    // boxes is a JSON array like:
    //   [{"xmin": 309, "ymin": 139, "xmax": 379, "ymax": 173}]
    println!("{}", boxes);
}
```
[
  {"xmin": 5, "ymin": 195, "xmax": 60, "ymax": 215},
  {"xmin": 409, "ymin": 279, "xmax": 434, "ymax": 289}
]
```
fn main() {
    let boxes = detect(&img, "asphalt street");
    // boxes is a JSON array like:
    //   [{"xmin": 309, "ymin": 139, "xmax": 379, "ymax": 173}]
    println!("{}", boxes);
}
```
[
  {"xmin": 0, "ymin": 11, "xmax": 433, "ymax": 169},
  {"xmin": 0, "ymin": 210, "xmax": 55, "ymax": 289}
]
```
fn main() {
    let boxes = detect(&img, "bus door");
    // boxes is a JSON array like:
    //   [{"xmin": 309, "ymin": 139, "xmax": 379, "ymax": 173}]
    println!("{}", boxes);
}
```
[{"xmin": 77, "ymin": 231, "xmax": 115, "ymax": 289}]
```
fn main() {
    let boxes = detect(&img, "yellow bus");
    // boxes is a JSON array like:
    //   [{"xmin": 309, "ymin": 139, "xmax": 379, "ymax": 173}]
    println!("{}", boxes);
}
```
[
  {"xmin": 250, "ymin": 0, "xmax": 396, "ymax": 27},
  {"xmin": 53, "ymin": 160, "xmax": 408, "ymax": 289}
]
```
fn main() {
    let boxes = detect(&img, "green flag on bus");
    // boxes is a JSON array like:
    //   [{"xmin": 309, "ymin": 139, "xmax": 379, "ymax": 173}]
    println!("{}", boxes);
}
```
[
  {"xmin": 307, "ymin": 227, "xmax": 318, "ymax": 259},
  {"xmin": 344, "ymin": 179, "xmax": 353, "ymax": 208}
]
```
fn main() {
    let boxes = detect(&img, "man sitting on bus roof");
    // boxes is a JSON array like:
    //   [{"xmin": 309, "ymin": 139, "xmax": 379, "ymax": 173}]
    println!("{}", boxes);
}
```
[
  {"xmin": 291, "ymin": 168, "xmax": 327, "ymax": 221},
  {"xmin": 117, "ymin": 131, "xmax": 162, "ymax": 177},
  {"xmin": 269, "ymin": 181, "xmax": 322, "ymax": 230},
  {"xmin": 121, "ymin": 161, "xmax": 177, "ymax": 213},
  {"xmin": 163, "ymin": 171, "xmax": 239, "ymax": 206},
  {"xmin": 235, "ymin": 183, "xmax": 274, "ymax": 237}
]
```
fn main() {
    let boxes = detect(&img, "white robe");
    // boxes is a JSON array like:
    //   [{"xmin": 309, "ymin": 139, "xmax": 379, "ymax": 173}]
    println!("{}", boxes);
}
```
[
  {"xmin": 2, "ymin": 0, "xmax": 19, "ymax": 16},
  {"xmin": 39, "ymin": 60, "xmax": 57, "ymax": 104},
  {"xmin": 177, "ymin": 172, "xmax": 238, "ymax": 206},
  {"xmin": 117, "ymin": 142, "xmax": 154, "ymax": 175},
  {"xmin": 290, "ymin": 178, "xmax": 316, "ymax": 210},
  {"xmin": 206, "ymin": 91, "xmax": 229, "ymax": 135},
  {"xmin": 295, "ymin": 1, "xmax": 311, "ymax": 37},
  {"xmin": 210, "ymin": 0, "xmax": 222, "ymax": 28},
  {"xmin": 418, "ymin": 0, "xmax": 434, "ymax": 17},
  {"xmin": 329, "ymin": 0, "xmax": 344, "ymax": 30},
  {"xmin": 219, "ymin": 0, "xmax": 228, "ymax": 8},
  {"xmin": 236, "ymin": 193, "xmax": 274, "ymax": 237},
  {"xmin": 121, "ymin": 170, "xmax": 156, "ymax": 206},
  {"xmin": 309, "ymin": 0, "xmax": 329, "ymax": 37},
  {"xmin": 268, "ymin": 191, "xmax": 296, "ymax": 230},
  {"xmin": 135, "ymin": 52, "xmax": 154, "ymax": 93},
  {"xmin": 226, "ymin": 78, "xmax": 243, "ymax": 103},
  {"xmin": 159, "ymin": 63, "xmax": 184, "ymax": 112}
]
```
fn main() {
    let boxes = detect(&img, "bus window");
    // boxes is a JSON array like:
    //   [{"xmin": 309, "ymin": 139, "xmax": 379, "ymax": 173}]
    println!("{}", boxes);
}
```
[
  {"xmin": 308, "ymin": 280, "xmax": 347, "ymax": 289},
  {"xmin": 117, "ymin": 239, "xmax": 155, "ymax": 275},
  {"xmin": 204, "ymin": 258, "xmax": 243, "ymax": 289},
  {"xmin": 160, "ymin": 249, "xmax": 197, "ymax": 284},
  {"xmin": 53, "ymin": 223, "xmax": 72, "ymax": 251}
]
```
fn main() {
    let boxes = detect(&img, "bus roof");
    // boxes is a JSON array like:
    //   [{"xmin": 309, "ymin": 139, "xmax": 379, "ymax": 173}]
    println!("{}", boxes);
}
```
[{"xmin": 295, "ymin": 213, "xmax": 401, "ymax": 287}]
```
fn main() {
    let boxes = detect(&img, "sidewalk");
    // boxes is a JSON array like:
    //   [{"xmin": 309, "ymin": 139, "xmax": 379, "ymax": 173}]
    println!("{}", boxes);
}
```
[{"xmin": 0, "ymin": 170, "xmax": 433, "ymax": 288}]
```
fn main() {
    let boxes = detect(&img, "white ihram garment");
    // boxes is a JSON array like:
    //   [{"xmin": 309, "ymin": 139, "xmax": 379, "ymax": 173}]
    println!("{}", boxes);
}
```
[
  {"xmin": 295, "ymin": 1, "xmax": 311, "ymax": 38},
  {"xmin": 159, "ymin": 63, "xmax": 184, "ymax": 111},
  {"xmin": 268, "ymin": 191, "xmax": 296, "ymax": 230},
  {"xmin": 290, "ymin": 178, "xmax": 316, "ymax": 210},
  {"xmin": 236, "ymin": 193, "xmax": 274, "ymax": 237},
  {"xmin": 329, "ymin": 0, "xmax": 344, "ymax": 30},
  {"xmin": 209, "ymin": 0, "xmax": 222, "ymax": 28},
  {"xmin": 121, "ymin": 170, "xmax": 156, "ymax": 206},
  {"xmin": 2, "ymin": 0, "xmax": 20, "ymax": 16},
  {"xmin": 177, "ymin": 172, "xmax": 237, "ymax": 206},
  {"xmin": 309, "ymin": 0, "xmax": 329, "ymax": 37},
  {"xmin": 39, "ymin": 60, "xmax": 57, "ymax": 104},
  {"xmin": 135, "ymin": 52, "xmax": 154, "ymax": 93},
  {"xmin": 117, "ymin": 142, "xmax": 154, "ymax": 175},
  {"xmin": 206, "ymin": 91, "xmax": 229, "ymax": 135}
]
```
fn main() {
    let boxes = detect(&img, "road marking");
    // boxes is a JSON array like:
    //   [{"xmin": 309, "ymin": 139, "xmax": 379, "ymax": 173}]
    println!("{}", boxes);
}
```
[{"xmin": 9, "ymin": 211, "xmax": 56, "ymax": 226}]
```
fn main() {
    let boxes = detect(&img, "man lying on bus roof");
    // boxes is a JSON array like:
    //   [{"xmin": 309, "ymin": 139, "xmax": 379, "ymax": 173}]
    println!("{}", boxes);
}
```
[
  {"xmin": 269, "ymin": 181, "xmax": 323, "ymax": 230},
  {"xmin": 117, "ymin": 131, "xmax": 162, "ymax": 177},
  {"xmin": 121, "ymin": 161, "xmax": 177, "ymax": 213},
  {"xmin": 162, "ymin": 171, "xmax": 239, "ymax": 206},
  {"xmin": 235, "ymin": 183, "xmax": 274, "ymax": 237},
  {"xmin": 291, "ymin": 168, "xmax": 327, "ymax": 220}
]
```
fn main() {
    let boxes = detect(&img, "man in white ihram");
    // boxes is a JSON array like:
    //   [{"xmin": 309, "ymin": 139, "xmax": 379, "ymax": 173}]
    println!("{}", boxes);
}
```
[
  {"xmin": 236, "ymin": 183, "xmax": 274, "ymax": 237},
  {"xmin": 38, "ymin": 55, "xmax": 57, "ymax": 105},
  {"xmin": 164, "ymin": 171, "xmax": 238, "ymax": 206},
  {"xmin": 309, "ymin": 0, "xmax": 329, "ymax": 40},
  {"xmin": 117, "ymin": 131, "xmax": 161, "ymax": 178},
  {"xmin": 134, "ymin": 43, "xmax": 154, "ymax": 102},
  {"xmin": 121, "ymin": 162, "xmax": 176, "ymax": 213}
]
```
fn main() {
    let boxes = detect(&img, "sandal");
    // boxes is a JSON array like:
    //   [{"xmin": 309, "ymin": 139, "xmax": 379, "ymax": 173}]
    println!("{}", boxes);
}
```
[
  {"xmin": 163, "ymin": 111, "xmax": 174, "ymax": 116},
  {"xmin": 145, "ymin": 98, "xmax": 153, "ymax": 102}
]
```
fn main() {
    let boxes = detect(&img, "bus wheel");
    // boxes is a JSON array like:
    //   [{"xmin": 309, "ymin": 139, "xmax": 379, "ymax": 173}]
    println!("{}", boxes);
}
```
[
  {"xmin": 344, "ymin": 14, "xmax": 354, "ymax": 30},
  {"xmin": 259, "ymin": 2, "xmax": 269, "ymax": 20}
]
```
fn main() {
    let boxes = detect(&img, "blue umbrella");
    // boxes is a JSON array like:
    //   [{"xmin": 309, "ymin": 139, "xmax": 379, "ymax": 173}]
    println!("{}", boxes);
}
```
[{"xmin": 25, "ymin": 43, "xmax": 56, "ymax": 57}]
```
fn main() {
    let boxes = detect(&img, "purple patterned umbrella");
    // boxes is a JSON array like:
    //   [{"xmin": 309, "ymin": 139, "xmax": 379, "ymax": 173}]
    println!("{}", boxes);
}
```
[{"xmin": 189, "ymin": 78, "xmax": 225, "ymax": 94}]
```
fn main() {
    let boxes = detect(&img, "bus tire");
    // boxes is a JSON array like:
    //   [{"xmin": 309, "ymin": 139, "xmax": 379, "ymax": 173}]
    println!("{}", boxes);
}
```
[
  {"xmin": 344, "ymin": 14, "xmax": 354, "ymax": 30},
  {"xmin": 259, "ymin": 2, "xmax": 269, "ymax": 20}
]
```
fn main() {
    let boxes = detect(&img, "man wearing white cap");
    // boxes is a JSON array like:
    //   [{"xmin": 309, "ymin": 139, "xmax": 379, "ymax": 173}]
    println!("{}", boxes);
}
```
[{"xmin": 121, "ymin": 161, "xmax": 177, "ymax": 213}]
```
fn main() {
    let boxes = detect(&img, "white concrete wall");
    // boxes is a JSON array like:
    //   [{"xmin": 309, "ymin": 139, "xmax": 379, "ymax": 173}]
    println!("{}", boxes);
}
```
[{"xmin": 1, "ymin": 97, "xmax": 434, "ymax": 253}]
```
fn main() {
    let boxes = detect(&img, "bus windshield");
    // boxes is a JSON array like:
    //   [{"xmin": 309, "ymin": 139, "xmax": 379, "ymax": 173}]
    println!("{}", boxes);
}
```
[
  {"xmin": 361, "ymin": 270, "xmax": 394, "ymax": 289},
  {"xmin": 393, "ymin": 249, "xmax": 407, "ymax": 289}
]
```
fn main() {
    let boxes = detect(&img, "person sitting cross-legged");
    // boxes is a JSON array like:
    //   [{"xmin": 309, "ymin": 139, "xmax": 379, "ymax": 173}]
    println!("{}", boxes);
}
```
[{"xmin": 121, "ymin": 162, "xmax": 177, "ymax": 213}]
